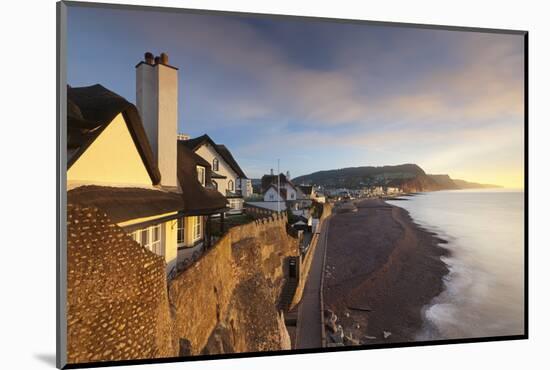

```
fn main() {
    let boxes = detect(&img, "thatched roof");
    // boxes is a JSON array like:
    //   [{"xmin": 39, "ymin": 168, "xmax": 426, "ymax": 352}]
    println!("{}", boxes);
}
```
[
  {"xmin": 67, "ymin": 84, "xmax": 161, "ymax": 185},
  {"xmin": 177, "ymin": 142, "xmax": 228, "ymax": 215},
  {"xmin": 67, "ymin": 185, "xmax": 185, "ymax": 224},
  {"xmin": 180, "ymin": 134, "xmax": 247, "ymax": 178}
]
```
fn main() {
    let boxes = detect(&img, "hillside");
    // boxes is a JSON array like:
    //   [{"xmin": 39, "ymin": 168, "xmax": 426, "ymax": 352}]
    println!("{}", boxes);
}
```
[
  {"xmin": 292, "ymin": 164, "xmax": 425, "ymax": 188},
  {"xmin": 452, "ymin": 179, "xmax": 502, "ymax": 189},
  {"xmin": 292, "ymin": 164, "xmax": 500, "ymax": 192}
]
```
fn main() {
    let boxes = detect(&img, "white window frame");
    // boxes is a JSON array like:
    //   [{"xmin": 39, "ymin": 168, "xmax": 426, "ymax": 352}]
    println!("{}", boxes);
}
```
[
  {"xmin": 197, "ymin": 166, "xmax": 206, "ymax": 186},
  {"xmin": 227, "ymin": 179, "xmax": 234, "ymax": 191},
  {"xmin": 192, "ymin": 216, "xmax": 203, "ymax": 242},
  {"xmin": 229, "ymin": 199, "xmax": 240, "ymax": 209},
  {"xmin": 130, "ymin": 224, "xmax": 164, "ymax": 256},
  {"xmin": 177, "ymin": 217, "xmax": 185, "ymax": 245},
  {"xmin": 150, "ymin": 224, "xmax": 162, "ymax": 255},
  {"xmin": 213, "ymin": 158, "xmax": 219, "ymax": 171}
]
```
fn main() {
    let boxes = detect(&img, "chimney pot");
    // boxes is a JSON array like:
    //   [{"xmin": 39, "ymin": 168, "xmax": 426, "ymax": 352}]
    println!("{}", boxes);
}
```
[
  {"xmin": 160, "ymin": 52, "xmax": 169, "ymax": 65},
  {"xmin": 144, "ymin": 52, "xmax": 154, "ymax": 64},
  {"xmin": 154, "ymin": 56, "xmax": 160, "ymax": 65}
]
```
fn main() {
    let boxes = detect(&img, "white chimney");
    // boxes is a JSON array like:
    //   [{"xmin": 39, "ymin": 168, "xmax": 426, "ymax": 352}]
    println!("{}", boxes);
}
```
[{"xmin": 136, "ymin": 52, "xmax": 178, "ymax": 189}]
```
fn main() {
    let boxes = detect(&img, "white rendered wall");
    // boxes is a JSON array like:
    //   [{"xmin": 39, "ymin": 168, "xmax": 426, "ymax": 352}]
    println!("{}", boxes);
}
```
[
  {"xmin": 285, "ymin": 184, "xmax": 297, "ymax": 200},
  {"xmin": 263, "ymin": 187, "xmax": 283, "ymax": 202},
  {"xmin": 238, "ymin": 178, "xmax": 253, "ymax": 197},
  {"xmin": 195, "ymin": 143, "xmax": 239, "ymax": 194},
  {"xmin": 136, "ymin": 62, "xmax": 179, "ymax": 188}
]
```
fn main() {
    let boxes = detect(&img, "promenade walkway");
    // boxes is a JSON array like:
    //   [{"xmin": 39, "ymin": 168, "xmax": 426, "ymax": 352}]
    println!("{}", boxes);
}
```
[{"xmin": 295, "ymin": 216, "xmax": 330, "ymax": 349}]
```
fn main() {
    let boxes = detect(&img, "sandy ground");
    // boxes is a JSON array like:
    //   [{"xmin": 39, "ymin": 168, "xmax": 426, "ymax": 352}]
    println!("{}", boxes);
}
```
[{"xmin": 324, "ymin": 198, "xmax": 449, "ymax": 345}]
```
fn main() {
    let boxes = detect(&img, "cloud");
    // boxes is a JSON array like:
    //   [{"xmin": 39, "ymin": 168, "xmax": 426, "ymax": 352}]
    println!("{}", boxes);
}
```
[
  {"xmin": 87, "ymin": 10, "xmax": 522, "ymax": 132},
  {"xmin": 155, "ymin": 17, "xmax": 524, "ymax": 130},
  {"xmin": 68, "ymin": 8, "xmax": 525, "ymax": 184}
]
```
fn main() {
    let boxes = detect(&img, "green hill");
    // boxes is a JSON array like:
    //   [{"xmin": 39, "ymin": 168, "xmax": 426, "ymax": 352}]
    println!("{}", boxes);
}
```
[{"xmin": 292, "ymin": 164, "xmax": 501, "ymax": 192}]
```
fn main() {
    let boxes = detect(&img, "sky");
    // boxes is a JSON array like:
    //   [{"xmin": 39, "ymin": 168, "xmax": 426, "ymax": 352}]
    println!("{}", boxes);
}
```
[{"xmin": 67, "ymin": 5, "xmax": 525, "ymax": 188}]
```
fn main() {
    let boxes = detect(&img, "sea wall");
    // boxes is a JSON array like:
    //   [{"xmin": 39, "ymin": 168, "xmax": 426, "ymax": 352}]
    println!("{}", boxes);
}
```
[
  {"xmin": 67, "ymin": 205, "xmax": 299, "ymax": 363},
  {"xmin": 169, "ymin": 212, "xmax": 299, "ymax": 355}
]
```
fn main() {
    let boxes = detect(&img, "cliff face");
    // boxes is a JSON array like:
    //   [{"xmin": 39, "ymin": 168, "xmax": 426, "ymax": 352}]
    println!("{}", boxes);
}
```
[
  {"xmin": 67, "ymin": 205, "xmax": 299, "ymax": 364},
  {"xmin": 428, "ymin": 174, "xmax": 460, "ymax": 190},
  {"xmin": 168, "ymin": 213, "xmax": 298, "ymax": 356},
  {"xmin": 397, "ymin": 174, "xmax": 440, "ymax": 192},
  {"xmin": 395, "ymin": 174, "xmax": 500, "ymax": 192}
]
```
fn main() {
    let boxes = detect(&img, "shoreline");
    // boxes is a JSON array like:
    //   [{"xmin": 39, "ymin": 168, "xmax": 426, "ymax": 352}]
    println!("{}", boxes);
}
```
[{"xmin": 323, "ymin": 198, "xmax": 449, "ymax": 345}]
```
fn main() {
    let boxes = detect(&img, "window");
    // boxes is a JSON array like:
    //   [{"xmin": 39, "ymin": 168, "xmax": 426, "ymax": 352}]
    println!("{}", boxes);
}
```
[
  {"xmin": 192, "ymin": 216, "xmax": 202, "ymax": 242},
  {"xmin": 229, "ymin": 199, "xmax": 241, "ymax": 210},
  {"xmin": 212, "ymin": 158, "xmax": 219, "ymax": 171},
  {"xmin": 228, "ymin": 180, "xmax": 234, "ymax": 191},
  {"xmin": 177, "ymin": 218, "xmax": 185, "ymax": 244},
  {"xmin": 197, "ymin": 166, "xmax": 205, "ymax": 186},
  {"xmin": 130, "ymin": 231, "xmax": 139, "ymax": 243},
  {"xmin": 141, "ymin": 228, "xmax": 149, "ymax": 247},
  {"xmin": 291, "ymin": 192, "xmax": 295, "ymax": 199},
  {"xmin": 269, "ymin": 193, "xmax": 274, "ymax": 200},
  {"xmin": 151, "ymin": 225, "xmax": 162, "ymax": 255},
  {"xmin": 130, "ymin": 224, "xmax": 164, "ymax": 256},
  {"xmin": 212, "ymin": 180, "xmax": 218, "ymax": 190}
]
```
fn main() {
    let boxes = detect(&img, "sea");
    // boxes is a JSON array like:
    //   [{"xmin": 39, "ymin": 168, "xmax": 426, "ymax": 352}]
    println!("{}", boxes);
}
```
[{"xmin": 387, "ymin": 189, "xmax": 525, "ymax": 340}]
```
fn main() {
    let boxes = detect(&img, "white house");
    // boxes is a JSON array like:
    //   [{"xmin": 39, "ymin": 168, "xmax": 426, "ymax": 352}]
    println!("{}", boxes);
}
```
[
  {"xmin": 67, "ymin": 52, "xmax": 228, "ymax": 277},
  {"xmin": 180, "ymin": 134, "xmax": 249, "ymax": 214},
  {"xmin": 261, "ymin": 173, "xmax": 298, "ymax": 202},
  {"xmin": 386, "ymin": 186, "xmax": 401, "ymax": 195},
  {"xmin": 264, "ymin": 184, "xmax": 288, "ymax": 202},
  {"xmin": 370, "ymin": 186, "xmax": 385, "ymax": 196},
  {"xmin": 238, "ymin": 178, "xmax": 253, "ymax": 198}
]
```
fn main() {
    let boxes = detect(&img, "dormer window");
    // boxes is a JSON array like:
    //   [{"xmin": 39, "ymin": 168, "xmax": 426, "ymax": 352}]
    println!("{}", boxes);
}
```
[
  {"xmin": 197, "ymin": 166, "xmax": 205, "ymax": 186},
  {"xmin": 213, "ymin": 158, "xmax": 219, "ymax": 171}
]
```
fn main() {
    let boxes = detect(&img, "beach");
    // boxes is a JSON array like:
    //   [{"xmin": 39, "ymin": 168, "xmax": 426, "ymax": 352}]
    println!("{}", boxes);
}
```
[{"xmin": 323, "ymin": 198, "xmax": 450, "ymax": 344}]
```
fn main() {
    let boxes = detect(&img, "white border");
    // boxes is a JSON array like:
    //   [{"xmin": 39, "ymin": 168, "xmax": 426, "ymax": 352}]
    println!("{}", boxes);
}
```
[{"xmin": 1, "ymin": 0, "xmax": 547, "ymax": 369}]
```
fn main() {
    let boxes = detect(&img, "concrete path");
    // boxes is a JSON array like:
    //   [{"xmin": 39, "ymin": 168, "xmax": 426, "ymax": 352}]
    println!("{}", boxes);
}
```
[{"xmin": 295, "ymin": 216, "xmax": 330, "ymax": 349}]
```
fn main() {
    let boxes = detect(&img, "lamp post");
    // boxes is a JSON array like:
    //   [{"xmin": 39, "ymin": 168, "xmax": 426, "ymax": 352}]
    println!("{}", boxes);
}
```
[{"xmin": 277, "ymin": 158, "xmax": 281, "ymax": 214}]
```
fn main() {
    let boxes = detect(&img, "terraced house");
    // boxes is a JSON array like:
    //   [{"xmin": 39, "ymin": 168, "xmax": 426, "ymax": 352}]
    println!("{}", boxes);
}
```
[{"xmin": 66, "ymin": 52, "xmax": 229, "ymax": 277}]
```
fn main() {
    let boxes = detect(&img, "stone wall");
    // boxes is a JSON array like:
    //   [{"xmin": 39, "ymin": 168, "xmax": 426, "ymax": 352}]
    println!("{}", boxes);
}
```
[
  {"xmin": 243, "ymin": 202, "xmax": 277, "ymax": 219},
  {"xmin": 66, "ymin": 204, "xmax": 175, "ymax": 364},
  {"xmin": 169, "ymin": 212, "xmax": 299, "ymax": 355},
  {"xmin": 67, "ymin": 206, "xmax": 299, "ymax": 364}
]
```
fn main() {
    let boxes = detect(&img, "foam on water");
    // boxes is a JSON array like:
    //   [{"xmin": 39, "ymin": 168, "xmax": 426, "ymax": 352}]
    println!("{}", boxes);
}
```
[{"xmin": 387, "ymin": 189, "xmax": 525, "ymax": 340}]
